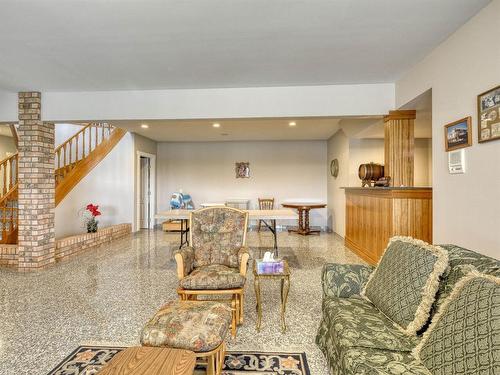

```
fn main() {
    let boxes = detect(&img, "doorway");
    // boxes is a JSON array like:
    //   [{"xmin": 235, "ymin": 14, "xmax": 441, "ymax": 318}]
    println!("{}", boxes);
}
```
[{"xmin": 136, "ymin": 152, "xmax": 156, "ymax": 230}]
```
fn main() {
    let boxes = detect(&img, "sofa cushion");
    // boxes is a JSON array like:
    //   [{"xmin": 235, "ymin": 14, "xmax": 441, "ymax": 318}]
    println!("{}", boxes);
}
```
[
  {"xmin": 180, "ymin": 264, "xmax": 245, "ymax": 290},
  {"xmin": 432, "ymin": 264, "xmax": 476, "ymax": 313},
  {"xmin": 323, "ymin": 297, "xmax": 419, "ymax": 352},
  {"xmin": 414, "ymin": 271, "xmax": 500, "ymax": 375},
  {"xmin": 420, "ymin": 245, "xmax": 500, "ymax": 330},
  {"xmin": 435, "ymin": 244, "xmax": 500, "ymax": 309},
  {"xmin": 441, "ymin": 244, "xmax": 500, "ymax": 275},
  {"xmin": 340, "ymin": 346, "xmax": 430, "ymax": 375},
  {"xmin": 141, "ymin": 300, "xmax": 232, "ymax": 352},
  {"xmin": 321, "ymin": 263, "xmax": 374, "ymax": 299},
  {"xmin": 362, "ymin": 236, "xmax": 448, "ymax": 335}
]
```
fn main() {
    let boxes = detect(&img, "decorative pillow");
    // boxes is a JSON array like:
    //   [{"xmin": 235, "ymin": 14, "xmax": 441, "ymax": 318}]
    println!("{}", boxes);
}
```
[
  {"xmin": 433, "ymin": 264, "xmax": 477, "ymax": 312},
  {"xmin": 419, "ymin": 264, "xmax": 477, "ymax": 334},
  {"xmin": 413, "ymin": 271, "xmax": 500, "ymax": 374},
  {"xmin": 361, "ymin": 236, "xmax": 448, "ymax": 335}
]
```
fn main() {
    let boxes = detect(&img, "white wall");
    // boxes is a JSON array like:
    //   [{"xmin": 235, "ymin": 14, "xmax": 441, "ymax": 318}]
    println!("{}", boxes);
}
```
[
  {"xmin": 0, "ymin": 84, "xmax": 395, "ymax": 122},
  {"xmin": 55, "ymin": 133, "xmax": 134, "ymax": 238},
  {"xmin": 157, "ymin": 141, "xmax": 328, "ymax": 228},
  {"xmin": 40, "ymin": 84, "xmax": 394, "ymax": 122},
  {"xmin": 415, "ymin": 138, "xmax": 432, "ymax": 186},
  {"xmin": 55, "ymin": 123, "xmax": 83, "ymax": 148},
  {"xmin": 396, "ymin": 0, "xmax": 500, "ymax": 258},
  {"xmin": 348, "ymin": 139, "xmax": 385, "ymax": 187},
  {"xmin": 0, "ymin": 90, "xmax": 17, "ymax": 121},
  {"xmin": 326, "ymin": 131, "xmax": 350, "ymax": 236},
  {"xmin": 0, "ymin": 134, "xmax": 16, "ymax": 159},
  {"xmin": 133, "ymin": 133, "xmax": 157, "ymax": 231}
]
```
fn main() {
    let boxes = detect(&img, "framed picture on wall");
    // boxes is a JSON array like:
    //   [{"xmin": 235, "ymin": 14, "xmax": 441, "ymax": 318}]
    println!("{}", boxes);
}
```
[
  {"xmin": 235, "ymin": 162, "xmax": 250, "ymax": 178},
  {"xmin": 478, "ymin": 84, "xmax": 500, "ymax": 143},
  {"xmin": 444, "ymin": 116, "xmax": 472, "ymax": 151}
]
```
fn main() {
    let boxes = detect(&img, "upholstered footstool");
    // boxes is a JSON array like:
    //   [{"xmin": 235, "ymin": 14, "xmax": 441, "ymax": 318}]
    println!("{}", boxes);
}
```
[{"xmin": 141, "ymin": 301, "xmax": 232, "ymax": 375}]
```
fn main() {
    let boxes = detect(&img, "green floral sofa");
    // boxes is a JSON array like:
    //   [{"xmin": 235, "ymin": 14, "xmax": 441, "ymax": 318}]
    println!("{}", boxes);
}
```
[{"xmin": 316, "ymin": 244, "xmax": 500, "ymax": 374}]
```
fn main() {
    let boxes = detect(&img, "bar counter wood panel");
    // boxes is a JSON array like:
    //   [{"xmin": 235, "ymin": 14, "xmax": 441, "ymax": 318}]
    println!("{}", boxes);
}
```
[{"xmin": 344, "ymin": 187, "xmax": 432, "ymax": 265}]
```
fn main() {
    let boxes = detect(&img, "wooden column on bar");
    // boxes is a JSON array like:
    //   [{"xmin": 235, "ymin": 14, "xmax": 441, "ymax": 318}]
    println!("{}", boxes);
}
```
[{"xmin": 384, "ymin": 110, "xmax": 416, "ymax": 187}]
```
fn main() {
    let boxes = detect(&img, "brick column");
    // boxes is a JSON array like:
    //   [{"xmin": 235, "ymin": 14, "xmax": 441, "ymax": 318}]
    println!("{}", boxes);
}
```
[{"xmin": 17, "ymin": 92, "xmax": 55, "ymax": 271}]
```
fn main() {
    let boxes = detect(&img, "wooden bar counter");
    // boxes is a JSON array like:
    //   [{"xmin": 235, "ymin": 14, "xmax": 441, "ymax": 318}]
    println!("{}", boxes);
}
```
[{"xmin": 342, "ymin": 187, "xmax": 432, "ymax": 265}]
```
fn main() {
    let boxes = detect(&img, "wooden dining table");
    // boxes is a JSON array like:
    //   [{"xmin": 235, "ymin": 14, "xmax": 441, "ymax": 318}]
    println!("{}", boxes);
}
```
[
  {"xmin": 155, "ymin": 208, "xmax": 298, "ymax": 252},
  {"xmin": 282, "ymin": 202, "xmax": 327, "ymax": 235}
]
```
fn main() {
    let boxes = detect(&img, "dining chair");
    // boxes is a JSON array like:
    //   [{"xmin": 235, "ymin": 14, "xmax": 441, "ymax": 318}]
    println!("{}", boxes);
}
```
[{"xmin": 258, "ymin": 198, "xmax": 274, "ymax": 232}]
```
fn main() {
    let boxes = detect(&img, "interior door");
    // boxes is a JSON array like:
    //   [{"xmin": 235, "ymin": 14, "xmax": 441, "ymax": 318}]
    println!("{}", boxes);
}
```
[{"xmin": 139, "ymin": 156, "xmax": 150, "ymax": 229}]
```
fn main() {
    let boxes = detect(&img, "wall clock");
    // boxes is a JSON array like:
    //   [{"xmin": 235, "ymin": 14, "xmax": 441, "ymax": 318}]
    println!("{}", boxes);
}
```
[{"xmin": 330, "ymin": 159, "xmax": 339, "ymax": 178}]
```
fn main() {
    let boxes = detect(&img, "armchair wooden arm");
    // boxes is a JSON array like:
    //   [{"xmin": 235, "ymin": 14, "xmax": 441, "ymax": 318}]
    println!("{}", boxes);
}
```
[
  {"xmin": 174, "ymin": 247, "xmax": 195, "ymax": 279},
  {"xmin": 238, "ymin": 247, "xmax": 250, "ymax": 276}
]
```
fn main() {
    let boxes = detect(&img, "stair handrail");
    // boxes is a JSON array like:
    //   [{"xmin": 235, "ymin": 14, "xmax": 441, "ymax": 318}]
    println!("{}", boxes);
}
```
[
  {"xmin": 55, "ymin": 122, "xmax": 114, "ymax": 173},
  {"xmin": 9, "ymin": 124, "xmax": 19, "ymax": 149},
  {"xmin": 0, "ymin": 152, "xmax": 18, "ymax": 204},
  {"xmin": 0, "ymin": 153, "xmax": 18, "ymax": 243}
]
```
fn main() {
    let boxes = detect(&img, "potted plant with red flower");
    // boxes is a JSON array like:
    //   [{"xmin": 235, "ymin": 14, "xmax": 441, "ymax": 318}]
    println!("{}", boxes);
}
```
[{"xmin": 84, "ymin": 203, "xmax": 101, "ymax": 233}]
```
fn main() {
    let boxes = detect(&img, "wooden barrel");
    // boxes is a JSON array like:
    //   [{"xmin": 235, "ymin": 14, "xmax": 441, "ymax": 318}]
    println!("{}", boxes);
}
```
[{"xmin": 358, "ymin": 163, "xmax": 384, "ymax": 182}]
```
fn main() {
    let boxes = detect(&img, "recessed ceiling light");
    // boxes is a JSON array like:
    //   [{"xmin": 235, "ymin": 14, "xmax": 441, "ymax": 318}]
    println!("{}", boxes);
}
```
[
  {"xmin": 213, "ymin": 123, "xmax": 220, "ymax": 128},
  {"xmin": 141, "ymin": 124, "xmax": 149, "ymax": 129},
  {"xmin": 289, "ymin": 121, "xmax": 296, "ymax": 127}
]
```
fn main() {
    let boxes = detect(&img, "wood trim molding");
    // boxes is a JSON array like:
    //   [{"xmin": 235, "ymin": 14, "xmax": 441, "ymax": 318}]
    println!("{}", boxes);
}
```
[
  {"xmin": 345, "ymin": 237, "xmax": 379, "ymax": 265},
  {"xmin": 343, "ymin": 187, "xmax": 432, "ymax": 199},
  {"xmin": 55, "ymin": 128, "xmax": 126, "ymax": 206},
  {"xmin": 383, "ymin": 110, "xmax": 416, "ymax": 122}
]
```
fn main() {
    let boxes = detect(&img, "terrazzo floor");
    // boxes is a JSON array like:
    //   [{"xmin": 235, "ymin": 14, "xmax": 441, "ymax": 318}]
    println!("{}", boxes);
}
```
[{"xmin": 0, "ymin": 229, "xmax": 364, "ymax": 375}]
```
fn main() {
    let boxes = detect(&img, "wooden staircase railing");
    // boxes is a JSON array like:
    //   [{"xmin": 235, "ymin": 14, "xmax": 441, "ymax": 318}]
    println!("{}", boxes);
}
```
[
  {"xmin": 55, "ymin": 123, "xmax": 114, "ymax": 185},
  {"xmin": 0, "ymin": 123, "xmax": 126, "ymax": 244},
  {"xmin": 0, "ymin": 153, "xmax": 18, "ymax": 244},
  {"xmin": 55, "ymin": 123, "xmax": 126, "ymax": 205}
]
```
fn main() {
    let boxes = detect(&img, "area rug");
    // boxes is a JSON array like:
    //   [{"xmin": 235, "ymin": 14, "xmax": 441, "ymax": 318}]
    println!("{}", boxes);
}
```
[{"xmin": 48, "ymin": 345, "xmax": 311, "ymax": 374}]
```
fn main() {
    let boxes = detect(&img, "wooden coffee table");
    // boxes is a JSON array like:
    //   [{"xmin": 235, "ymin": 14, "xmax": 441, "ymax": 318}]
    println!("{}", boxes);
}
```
[
  {"xmin": 282, "ymin": 202, "xmax": 326, "ymax": 235},
  {"xmin": 98, "ymin": 346, "xmax": 195, "ymax": 375}
]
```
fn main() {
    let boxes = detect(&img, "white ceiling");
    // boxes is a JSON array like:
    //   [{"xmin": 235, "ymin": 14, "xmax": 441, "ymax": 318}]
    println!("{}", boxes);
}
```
[
  {"xmin": 115, "ymin": 117, "xmax": 343, "ymax": 142},
  {"xmin": 0, "ymin": 0, "xmax": 490, "ymax": 91}
]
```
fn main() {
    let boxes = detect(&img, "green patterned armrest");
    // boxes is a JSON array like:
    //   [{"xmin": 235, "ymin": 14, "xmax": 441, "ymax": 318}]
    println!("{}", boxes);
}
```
[
  {"xmin": 174, "ymin": 247, "xmax": 195, "ymax": 279},
  {"xmin": 321, "ymin": 263, "xmax": 374, "ymax": 299}
]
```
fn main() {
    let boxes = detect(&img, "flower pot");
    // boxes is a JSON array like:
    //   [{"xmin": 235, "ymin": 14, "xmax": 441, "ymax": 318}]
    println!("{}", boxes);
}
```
[{"xmin": 87, "ymin": 217, "xmax": 98, "ymax": 233}]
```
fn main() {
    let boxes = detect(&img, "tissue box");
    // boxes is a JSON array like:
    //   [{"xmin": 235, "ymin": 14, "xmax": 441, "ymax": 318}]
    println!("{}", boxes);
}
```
[{"xmin": 256, "ymin": 260, "xmax": 285, "ymax": 274}]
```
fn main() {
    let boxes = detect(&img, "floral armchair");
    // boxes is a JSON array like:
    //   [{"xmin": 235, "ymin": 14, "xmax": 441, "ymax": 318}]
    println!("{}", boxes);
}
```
[{"xmin": 174, "ymin": 207, "xmax": 249, "ymax": 334}]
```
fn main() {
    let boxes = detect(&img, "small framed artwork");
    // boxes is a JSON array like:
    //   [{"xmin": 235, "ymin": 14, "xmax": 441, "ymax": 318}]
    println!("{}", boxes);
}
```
[
  {"xmin": 235, "ymin": 162, "xmax": 250, "ymax": 178},
  {"xmin": 478, "ymin": 84, "xmax": 500, "ymax": 143},
  {"xmin": 330, "ymin": 159, "xmax": 339, "ymax": 178},
  {"xmin": 444, "ymin": 117, "xmax": 472, "ymax": 152}
]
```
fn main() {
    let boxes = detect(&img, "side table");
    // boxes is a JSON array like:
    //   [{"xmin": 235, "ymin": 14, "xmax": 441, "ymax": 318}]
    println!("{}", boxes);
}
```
[{"xmin": 253, "ymin": 259, "xmax": 290, "ymax": 333}]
